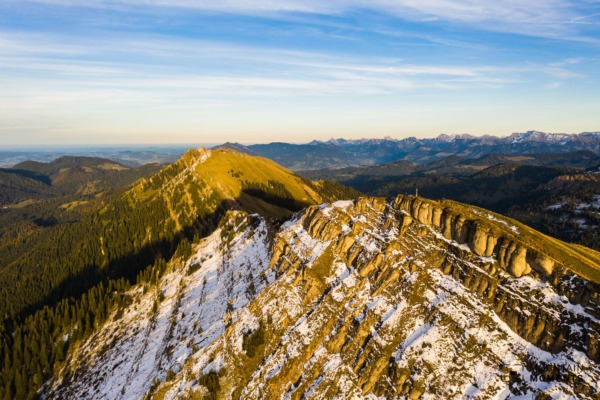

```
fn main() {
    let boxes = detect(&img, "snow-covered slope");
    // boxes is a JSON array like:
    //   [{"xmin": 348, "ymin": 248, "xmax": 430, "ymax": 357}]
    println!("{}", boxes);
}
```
[
  {"xmin": 46, "ymin": 197, "xmax": 600, "ymax": 399},
  {"xmin": 47, "ymin": 211, "xmax": 274, "ymax": 399}
]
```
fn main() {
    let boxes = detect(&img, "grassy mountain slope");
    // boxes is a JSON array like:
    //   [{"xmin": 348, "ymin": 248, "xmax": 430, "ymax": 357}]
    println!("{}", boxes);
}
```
[{"xmin": 0, "ymin": 147, "xmax": 352, "ymax": 320}]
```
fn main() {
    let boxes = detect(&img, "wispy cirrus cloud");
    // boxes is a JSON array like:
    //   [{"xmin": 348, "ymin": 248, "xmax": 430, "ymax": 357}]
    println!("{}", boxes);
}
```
[
  {"xmin": 0, "ymin": 9, "xmax": 593, "ymax": 97},
  {"xmin": 0, "ymin": 29, "xmax": 586, "ymax": 109},
  {"xmin": 18, "ymin": 0, "xmax": 600, "ymax": 40}
]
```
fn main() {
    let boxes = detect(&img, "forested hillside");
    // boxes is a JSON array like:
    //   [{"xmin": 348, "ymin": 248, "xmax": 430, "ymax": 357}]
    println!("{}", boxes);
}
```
[{"xmin": 0, "ymin": 147, "xmax": 359, "ymax": 399}]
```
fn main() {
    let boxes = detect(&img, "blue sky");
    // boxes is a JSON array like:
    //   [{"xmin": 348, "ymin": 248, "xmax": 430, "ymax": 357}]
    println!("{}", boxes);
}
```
[{"xmin": 1, "ymin": 1, "xmax": 599, "ymax": 145}]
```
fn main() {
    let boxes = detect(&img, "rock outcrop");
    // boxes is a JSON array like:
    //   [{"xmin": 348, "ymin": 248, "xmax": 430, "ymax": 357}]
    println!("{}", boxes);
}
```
[
  {"xmin": 395, "ymin": 195, "xmax": 555, "ymax": 278},
  {"xmin": 46, "ymin": 196, "xmax": 600, "ymax": 400},
  {"xmin": 401, "ymin": 196, "xmax": 600, "ymax": 306}
]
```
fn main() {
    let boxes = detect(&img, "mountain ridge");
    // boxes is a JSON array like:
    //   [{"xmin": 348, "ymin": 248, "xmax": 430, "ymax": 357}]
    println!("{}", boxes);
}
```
[
  {"xmin": 301, "ymin": 150, "xmax": 600, "ymax": 251},
  {"xmin": 0, "ymin": 148, "xmax": 363, "ymax": 400},
  {"xmin": 45, "ymin": 195, "xmax": 600, "ymax": 399}
]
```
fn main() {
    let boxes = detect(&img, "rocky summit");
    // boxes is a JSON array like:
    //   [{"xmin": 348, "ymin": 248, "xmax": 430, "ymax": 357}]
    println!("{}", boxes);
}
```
[{"xmin": 45, "ymin": 195, "xmax": 599, "ymax": 399}]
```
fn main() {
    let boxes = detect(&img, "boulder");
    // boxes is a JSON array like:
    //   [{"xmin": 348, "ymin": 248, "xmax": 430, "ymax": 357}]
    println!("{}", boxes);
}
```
[
  {"xmin": 468, "ymin": 223, "xmax": 489, "ymax": 256},
  {"xmin": 528, "ymin": 253, "xmax": 555, "ymax": 277},
  {"xmin": 508, "ymin": 246, "xmax": 531, "ymax": 278}
]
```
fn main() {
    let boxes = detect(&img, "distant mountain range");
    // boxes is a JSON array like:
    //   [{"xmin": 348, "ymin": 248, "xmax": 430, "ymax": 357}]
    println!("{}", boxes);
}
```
[
  {"xmin": 228, "ymin": 131, "xmax": 600, "ymax": 170},
  {"xmin": 2, "ymin": 131, "xmax": 599, "ymax": 171}
]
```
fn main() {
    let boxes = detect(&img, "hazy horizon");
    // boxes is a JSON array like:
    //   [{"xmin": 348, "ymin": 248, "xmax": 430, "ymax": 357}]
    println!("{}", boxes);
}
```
[
  {"xmin": 1, "ymin": 1, "xmax": 599, "ymax": 145},
  {"xmin": 2, "ymin": 128, "xmax": 600, "ymax": 154}
]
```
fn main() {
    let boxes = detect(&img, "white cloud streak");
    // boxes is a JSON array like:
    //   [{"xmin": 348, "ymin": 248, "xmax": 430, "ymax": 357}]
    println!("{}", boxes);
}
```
[
  {"xmin": 20, "ymin": 0, "xmax": 600, "ymax": 40},
  {"xmin": 0, "ymin": 30, "xmax": 587, "ymax": 106},
  {"xmin": 0, "ymin": 31, "xmax": 552, "ymax": 105}
]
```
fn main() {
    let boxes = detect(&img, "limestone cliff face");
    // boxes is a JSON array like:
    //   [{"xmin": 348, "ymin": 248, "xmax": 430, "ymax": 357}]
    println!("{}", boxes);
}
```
[
  {"xmin": 394, "ymin": 196, "xmax": 600, "ymax": 315},
  {"xmin": 47, "ymin": 196, "xmax": 600, "ymax": 400},
  {"xmin": 397, "ymin": 195, "xmax": 544, "ymax": 277}
]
